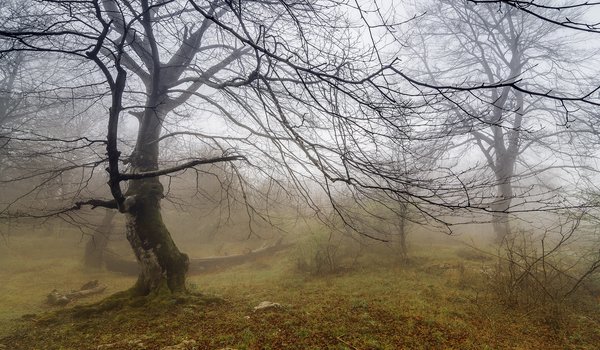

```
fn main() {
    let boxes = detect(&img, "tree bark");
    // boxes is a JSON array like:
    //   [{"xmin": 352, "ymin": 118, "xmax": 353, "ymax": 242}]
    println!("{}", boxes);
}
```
[
  {"xmin": 123, "ymin": 92, "xmax": 190, "ymax": 295},
  {"xmin": 395, "ymin": 203, "xmax": 409, "ymax": 262},
  {"xmin": 491, "ymin": 159, "xmax": 515, "ymax": 243},
  {"xmin": 125, "ymin": 177, "xmax": 189, "ymax": 295},
  {"xmin": 491, "ymin": 194, "xmax": 511, "ymax": 243}
]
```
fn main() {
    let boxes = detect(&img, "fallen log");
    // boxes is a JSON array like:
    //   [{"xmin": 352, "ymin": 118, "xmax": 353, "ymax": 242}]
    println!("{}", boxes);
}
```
[
  {"xmin": 104, "ymin": 239, "xmax": 292, "ymax": 275},
  {"xmin": 47, "ymin": 280, "xmax": 107, "ymax": 305}
]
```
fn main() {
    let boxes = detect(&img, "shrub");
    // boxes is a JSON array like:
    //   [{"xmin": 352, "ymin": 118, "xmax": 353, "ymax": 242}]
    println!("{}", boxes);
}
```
[
  {"xmin": 486, "ymin": 225, "xmax": 600, "ymax": 330},
  {"xmin": 294, "ymin": 230, "xmax": 362, "ymax": 275}
]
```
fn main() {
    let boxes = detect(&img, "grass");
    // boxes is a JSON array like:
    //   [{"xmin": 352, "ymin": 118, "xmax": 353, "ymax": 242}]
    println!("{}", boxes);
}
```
[
  {"xmin": 0, "ymin": 231, "xmax": 134, "ymax": 337},
  {"xmin": 0, "ymin": 229, "xmax": 599, "ymax": 349}
]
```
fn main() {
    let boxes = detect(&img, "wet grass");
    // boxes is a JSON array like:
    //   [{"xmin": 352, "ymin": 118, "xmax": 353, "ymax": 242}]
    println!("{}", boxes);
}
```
[{"xmin": 0, "ymin": 231, "xmax": 599, "ymax": 349}]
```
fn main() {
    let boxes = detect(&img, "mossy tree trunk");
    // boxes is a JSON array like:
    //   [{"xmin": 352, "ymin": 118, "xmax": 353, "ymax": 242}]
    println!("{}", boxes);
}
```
[
  {"xmin": 124, "ymin": 96, "xmax": 189, "ymax": 296},
  {"xmin": 125, "ymin": 178, "xmax": 189, "ymax": 295}
]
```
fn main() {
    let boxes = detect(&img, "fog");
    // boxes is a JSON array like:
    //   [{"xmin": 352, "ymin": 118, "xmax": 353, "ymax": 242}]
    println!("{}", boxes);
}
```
[{"xmin": 1, "ymin": 0, "xmax": 600, "ymax": 349}]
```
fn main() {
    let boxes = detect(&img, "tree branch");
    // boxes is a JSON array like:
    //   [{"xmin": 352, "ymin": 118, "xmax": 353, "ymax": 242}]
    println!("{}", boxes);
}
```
[{"xmin": 119, "ymin": 155, "xmax": 247, "ymax": 180}]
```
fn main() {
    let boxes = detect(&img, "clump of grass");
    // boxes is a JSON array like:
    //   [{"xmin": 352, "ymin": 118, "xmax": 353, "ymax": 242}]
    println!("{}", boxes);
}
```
[{"xmin": 455, "ymin": 247, "xmax": 493, "ymax": 262}]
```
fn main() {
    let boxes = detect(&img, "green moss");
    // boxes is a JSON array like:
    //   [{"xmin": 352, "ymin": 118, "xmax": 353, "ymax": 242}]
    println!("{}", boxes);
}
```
[{"xmin": 124, "ymin": 177, "xmax": 190, "ymax": 295}]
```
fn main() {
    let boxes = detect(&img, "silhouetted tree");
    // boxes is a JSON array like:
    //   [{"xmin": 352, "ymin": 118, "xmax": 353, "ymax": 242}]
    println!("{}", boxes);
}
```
[{"xmin": 0, "ymin": 0, "xmax": 424, "ymax": 295}]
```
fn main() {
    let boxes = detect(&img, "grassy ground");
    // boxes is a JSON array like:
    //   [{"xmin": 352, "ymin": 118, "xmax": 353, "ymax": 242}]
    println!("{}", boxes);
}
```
[{"xmin": 0, "ymin": 230, "xmax": 599, "ymax": 350}]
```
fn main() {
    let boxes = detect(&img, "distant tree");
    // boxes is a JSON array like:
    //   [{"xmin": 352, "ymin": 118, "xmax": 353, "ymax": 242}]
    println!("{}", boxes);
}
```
[
  {"xmin": 466, "ymin": 0, "xmax": 600, "ymax": 33},
  {"xmin": 84, "ymin": 209, "xmax": 117, "ymax": 268},
  {"xmin": 398, "ymin": 0, "xmax": 594, "ymax": 241}
]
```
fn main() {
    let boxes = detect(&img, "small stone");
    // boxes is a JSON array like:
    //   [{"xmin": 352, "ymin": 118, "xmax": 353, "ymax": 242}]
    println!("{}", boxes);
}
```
[
  {"xmin": 161, "ymin": 339, "xmax": 197, "ymax": 350},
  {"xmin": 253, "ymin": 301, "xmax": 282, "ymax": 312}
]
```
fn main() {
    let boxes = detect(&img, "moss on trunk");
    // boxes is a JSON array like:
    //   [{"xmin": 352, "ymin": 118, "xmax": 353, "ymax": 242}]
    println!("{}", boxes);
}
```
[{"xmin": 125, "ymin": 178, "xmax": 189, "ymax": 296}]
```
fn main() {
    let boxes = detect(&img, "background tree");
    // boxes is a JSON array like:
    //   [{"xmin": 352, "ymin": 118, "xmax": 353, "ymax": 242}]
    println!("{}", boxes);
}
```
[
  {"xmin": 395, "ymin": 0, "xmax": 596, "ymax": 241},
  {"xmin": 466, "ymin": 0, "xmax": 600, "ymax": 33},
  {"xmin": 84, "ymin": 209, "xmax": 117, "ymax": 268}
]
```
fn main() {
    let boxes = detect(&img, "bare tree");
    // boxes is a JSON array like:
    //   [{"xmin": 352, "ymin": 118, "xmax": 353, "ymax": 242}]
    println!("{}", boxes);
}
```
[
  {"xmin": 396, "ymin": 0, "xmax": 596, "ymax": 242},
  {"xmin": 0, "ymin": 0, "xmax": 425, "ymax": 296},
  {"xmin": 466, "ymin": 0, "xmax": 600, "ymax": 33}
]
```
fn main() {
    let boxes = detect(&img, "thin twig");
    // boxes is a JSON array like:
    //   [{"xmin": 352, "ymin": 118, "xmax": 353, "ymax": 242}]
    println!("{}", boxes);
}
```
[{"xmin": 336, "ymin": 336, "xmax": 359, "ymax": 350}]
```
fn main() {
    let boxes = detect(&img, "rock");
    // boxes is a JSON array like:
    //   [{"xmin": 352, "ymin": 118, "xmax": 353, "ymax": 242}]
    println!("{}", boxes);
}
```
[
  {"xmin": 80, "ymin": 280, "xmax": 99, "ymax": 290},
  {"xmin": 161, "ymin": 339, "xmax": 197, "ymax": 350},
  {"xmin": 98, "ymin": 339, "xmax": 146, "ymax": 349},
  {"xmin": 47, "ymin": 290, "xmax": 70, "ymax": 306},
  {"xmin": 0, "ymin": 344, "xmax": 6, "ymax": 349},
  {"xmin": 253, "ymin": 301, "xmax": 282, "ymax": 312}
]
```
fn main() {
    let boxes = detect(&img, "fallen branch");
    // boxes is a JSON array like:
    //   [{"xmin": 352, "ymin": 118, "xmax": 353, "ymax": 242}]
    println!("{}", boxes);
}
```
[
  {"xmin": 104, "ymin": 239, "xmax": 292, "ymax": 275},
  {"xmin": 46, "ymin": 280, "xmax": 107, "ymax": 306}
]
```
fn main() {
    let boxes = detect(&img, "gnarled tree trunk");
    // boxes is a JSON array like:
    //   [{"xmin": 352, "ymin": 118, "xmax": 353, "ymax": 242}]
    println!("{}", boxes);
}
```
[
  {"xmin": 123, "ymin": 94, "xmax": 189, "ymax": 296},
  {"xmin": 125, "ymin": 177, "xmax": 189, "ymax": 295}
]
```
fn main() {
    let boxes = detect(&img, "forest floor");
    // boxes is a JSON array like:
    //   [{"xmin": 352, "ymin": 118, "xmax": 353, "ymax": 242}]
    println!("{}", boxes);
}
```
[{"xmin": 0, "ymin": 230, "xmax": 599, "ymax": 350}]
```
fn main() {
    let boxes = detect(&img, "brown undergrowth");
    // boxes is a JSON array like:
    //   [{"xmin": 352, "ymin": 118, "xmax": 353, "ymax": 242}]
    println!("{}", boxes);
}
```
[{"xmin": 1, "ymin": 233, "xmax": 599, "ymax": 349}]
